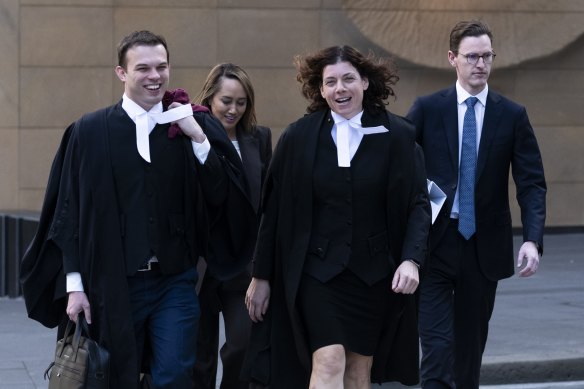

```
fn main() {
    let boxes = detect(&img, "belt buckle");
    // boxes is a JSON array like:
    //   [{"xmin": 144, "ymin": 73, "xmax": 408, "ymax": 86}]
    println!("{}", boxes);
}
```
[{"xmin": 137, "ymin": 261, "xmax": 152, "ymax": 272}]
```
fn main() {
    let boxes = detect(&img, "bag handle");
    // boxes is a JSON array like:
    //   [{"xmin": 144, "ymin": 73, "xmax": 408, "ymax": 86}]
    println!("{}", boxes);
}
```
[
  {"xmin": 55, "ymin": 317, "xmax": 75, "ymax": 358},
  {"xmin": 56, "ymin": 313, "xmax": 89, "ymax": 362}
]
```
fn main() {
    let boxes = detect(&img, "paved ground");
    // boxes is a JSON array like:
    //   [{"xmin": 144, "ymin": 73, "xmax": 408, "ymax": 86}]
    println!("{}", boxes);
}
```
[{"xmin": 1, "ymin": 232, "xmax": 582, "ymax": 388}]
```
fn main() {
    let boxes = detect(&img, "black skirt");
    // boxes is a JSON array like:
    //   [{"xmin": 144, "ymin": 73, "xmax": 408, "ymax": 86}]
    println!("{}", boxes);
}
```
[{"xmin": 297, "ymin": 268, "xmax": 395, "ymax": 356}]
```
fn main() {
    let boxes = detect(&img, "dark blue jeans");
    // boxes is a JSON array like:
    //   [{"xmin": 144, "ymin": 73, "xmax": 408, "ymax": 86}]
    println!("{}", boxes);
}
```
[{"xmin": 128, "ymin": 266, "xmax": 200, "ymax": 389}]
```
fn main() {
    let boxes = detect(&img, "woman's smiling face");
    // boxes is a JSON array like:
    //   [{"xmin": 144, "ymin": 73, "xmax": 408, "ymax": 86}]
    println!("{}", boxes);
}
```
[
  {"xmin": 320, "ymin": 61, "xmax": 369, "ymax": 119},
  {"xmin": 210, "ymin": 77, "xmax": 248, "ymax": 136}
]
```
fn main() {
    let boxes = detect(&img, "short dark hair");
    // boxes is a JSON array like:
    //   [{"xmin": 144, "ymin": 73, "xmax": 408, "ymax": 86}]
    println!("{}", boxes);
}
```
[
  {"xmin": 449, "ymin": 20, "xmax": 493, "ymax": 53},
  {"xmin": 294, "ymin": 45, "xmax": 399, "ymax": 114},
  {"xmin": 117, "ymin": 30, "xmax": 169, "ymax": 68}
]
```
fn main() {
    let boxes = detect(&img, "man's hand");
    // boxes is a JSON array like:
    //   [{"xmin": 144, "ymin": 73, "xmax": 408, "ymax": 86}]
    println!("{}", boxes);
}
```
[
  {"xmin": 517, "ymin": 241, "xmax": 540, "ymax": 277},
  {"xmin": 245, "ymin": 278, "xmax": 270, "ymax": 323},
  {"xmin": 168, "ymin": 102, "xmax": 206, "ymax": 143},
  {"xmin": 66, "ymin": 291, "xmax": 91, "ymax": 324},
  {"xmin": 391, "ymin": 260, "xmax": 419, "ymax": 294}
]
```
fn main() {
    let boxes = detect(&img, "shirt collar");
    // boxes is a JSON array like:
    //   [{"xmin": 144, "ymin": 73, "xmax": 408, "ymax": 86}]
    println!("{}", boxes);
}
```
[
  {"xmin": 455, "ymin": 81, "xmax": 488, "ymax": 107},
  {"xmin": 330, "ymin": 110, "xmax": 364, "ymax": 125},
  {"xmin": 121, "ymin": 94, "xmax": 163, "ymax": 121}
]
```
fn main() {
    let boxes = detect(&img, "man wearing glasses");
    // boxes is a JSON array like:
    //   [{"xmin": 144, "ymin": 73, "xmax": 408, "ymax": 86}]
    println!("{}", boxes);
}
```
[{"xmin": 407, "ymin": 20, "xmax": 546, "ymax": 389}]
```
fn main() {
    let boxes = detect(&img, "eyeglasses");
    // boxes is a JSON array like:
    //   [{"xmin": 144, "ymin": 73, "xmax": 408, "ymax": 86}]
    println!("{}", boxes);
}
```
[{"xmin": 458, "ymin": 52, "xmax": 496, "ymax": 65}]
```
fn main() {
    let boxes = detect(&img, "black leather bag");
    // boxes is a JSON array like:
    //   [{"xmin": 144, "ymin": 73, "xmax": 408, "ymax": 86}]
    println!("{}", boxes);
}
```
[{"xmin": 44, "ymin": 314, "xmax": 110, "ymax": 389}]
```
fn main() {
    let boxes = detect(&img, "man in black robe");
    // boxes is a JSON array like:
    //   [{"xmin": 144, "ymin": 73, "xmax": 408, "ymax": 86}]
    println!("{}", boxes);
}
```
[{"xmin": 20, "ymin": 30, "xmax": 229, "ymax": 388}]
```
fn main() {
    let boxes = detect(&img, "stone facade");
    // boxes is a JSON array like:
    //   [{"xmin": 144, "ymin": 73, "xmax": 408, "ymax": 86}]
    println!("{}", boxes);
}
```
[{"xmin": 1, "ymin": 0, "xmax": 582, "ymax": 226}]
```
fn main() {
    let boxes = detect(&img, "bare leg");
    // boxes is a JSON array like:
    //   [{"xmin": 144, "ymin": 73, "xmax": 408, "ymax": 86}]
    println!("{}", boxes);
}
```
[
  {"xmin": 310, "ymin": 344, "xmax": 346, "ymax": 389},
  {"xmin": 344, "ymin": 351, "xmax": 372, "ymax": 389}
]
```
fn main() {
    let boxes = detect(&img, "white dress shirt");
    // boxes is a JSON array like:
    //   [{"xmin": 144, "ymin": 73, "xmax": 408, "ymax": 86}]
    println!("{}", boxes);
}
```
[{"xmin": 451, "ymin": 81, "xmax": 488, "ymax": 218}]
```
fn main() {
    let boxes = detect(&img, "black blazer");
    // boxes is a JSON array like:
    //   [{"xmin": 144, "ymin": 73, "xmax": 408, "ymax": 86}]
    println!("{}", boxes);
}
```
[
  {"xmin": 407, "ymin": 85, "xmax": 546, "ymax": 281},
  {"xmin": 204, "ymin": 125, "xmax": 272, "ymax": 280}
]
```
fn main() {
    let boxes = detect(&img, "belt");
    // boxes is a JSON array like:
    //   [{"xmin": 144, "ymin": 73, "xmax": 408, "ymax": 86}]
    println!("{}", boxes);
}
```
[{"xmin": 137, "ymin": 260, "xmax": 160, "ymax": 272}]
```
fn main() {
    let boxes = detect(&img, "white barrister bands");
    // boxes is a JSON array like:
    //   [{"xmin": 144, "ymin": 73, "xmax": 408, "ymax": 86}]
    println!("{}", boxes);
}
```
[
  {"xmin": 136, "ymin": 104, "xmax": 194, "ymax": 163},
  {"xmin": 331, "ymin": 111, "xmax": 388, "ymax": 167}
]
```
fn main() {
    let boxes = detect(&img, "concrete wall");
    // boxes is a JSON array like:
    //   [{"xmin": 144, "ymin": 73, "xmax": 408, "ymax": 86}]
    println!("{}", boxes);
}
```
[{"xmin": 1, "ymin": 0, "xmax": 583, "ymax": 226}]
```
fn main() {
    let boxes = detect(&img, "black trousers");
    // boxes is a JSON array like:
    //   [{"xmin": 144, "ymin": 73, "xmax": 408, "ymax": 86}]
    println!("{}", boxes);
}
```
[
  {"xmin": 419, "ymin": 220, "xmax": 498, "ymax": 389},
  {"xmin": 193, "ymin": 271, "xmax": 252, "ymax": 389}
]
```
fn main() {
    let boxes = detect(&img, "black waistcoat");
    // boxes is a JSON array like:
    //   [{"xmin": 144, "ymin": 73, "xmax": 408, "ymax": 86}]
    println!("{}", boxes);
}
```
[
  {"xmin": 108, "ymin": 112, "xmax": 197, "ymax": 275},
  {"xmin": 303, "ymin": 124, "xmax": 393, "ymax": 285}
]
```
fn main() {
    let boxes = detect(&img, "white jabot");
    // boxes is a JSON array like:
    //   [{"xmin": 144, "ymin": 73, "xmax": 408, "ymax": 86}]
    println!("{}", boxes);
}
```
[
  {"xmin": 331, "ymin": 111, "xmax": 389, "ymax": 167},
  {"xmin": 336, "ymin": 119, "xmax": 351, "ymax": 167},
  {"xmin": 122, "ymin": 95, "xmax": 194, "ymax": 163}
]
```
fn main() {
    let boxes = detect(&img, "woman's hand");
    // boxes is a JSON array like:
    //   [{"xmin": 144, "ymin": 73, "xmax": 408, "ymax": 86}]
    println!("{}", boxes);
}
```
[
  {"xmin": 245, "ymin": 277, "xmax": 271, "ymax": 322},
  {"xmin": 391, "ymin": 260, "xmax": 419, "ymax": 294}
]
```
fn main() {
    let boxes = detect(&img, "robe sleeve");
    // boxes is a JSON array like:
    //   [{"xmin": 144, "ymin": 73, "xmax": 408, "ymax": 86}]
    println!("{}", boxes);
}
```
[
  {"xmin": 49, "ymin": 122, "xmax": 82, "ymax": 274},
  {"xmin": 251, "ymin": 127, "xmax": 288, "ymax": 281},
  {"xmin": 19, "ymin": 123, "xmax": 77, "ymax": 327},
  {"xmin": 401, "ymin": 142, "xmax": 431, "ymax": 267},
  {"xmin": 192, "ymin": 111, "xmax": 229, "ymax": 207}
]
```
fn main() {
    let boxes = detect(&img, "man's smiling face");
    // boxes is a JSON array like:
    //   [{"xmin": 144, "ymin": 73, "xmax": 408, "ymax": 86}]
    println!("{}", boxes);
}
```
[{"xmin": 115, "ymin": 44, "xmax": 170, "ymax": 111}]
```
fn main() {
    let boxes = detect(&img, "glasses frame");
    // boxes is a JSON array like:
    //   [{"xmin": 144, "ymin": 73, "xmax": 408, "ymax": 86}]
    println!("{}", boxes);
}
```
[{"xmin": 457, "ymin": 51, "xmax": 496, "ymax": 65}]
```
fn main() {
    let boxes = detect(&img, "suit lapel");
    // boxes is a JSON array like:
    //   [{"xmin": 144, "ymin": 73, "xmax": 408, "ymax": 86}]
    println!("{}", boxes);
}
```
[
  {"xmin": 237, "ymin": 130, "xmax": 261, "ymax": 212},
  {"xmin": 476, "ymin": 91, "xmax": 502, "ymax": 180},
  {"xmin": 441, "ymin": 87, "xmax": 460, "ymax": 175}
]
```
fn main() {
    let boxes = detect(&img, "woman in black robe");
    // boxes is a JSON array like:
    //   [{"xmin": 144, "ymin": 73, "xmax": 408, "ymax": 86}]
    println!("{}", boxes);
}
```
[{"xmin": 244, "ymin": 46, "xmax": 431, "ymax": 388}]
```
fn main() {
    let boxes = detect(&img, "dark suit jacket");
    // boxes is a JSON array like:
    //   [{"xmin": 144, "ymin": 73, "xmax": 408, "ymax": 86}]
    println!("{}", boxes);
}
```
[
  {"xmin": 407, "ymin": 85, "xmax": 546, "ymax": 281},
  {"xmin": 204, "ymin": 125, "xmax": 272, "ymax": 281},
  {"xmin": 243, "ymin": 108, "xmax": 431, "ymax": 387}
]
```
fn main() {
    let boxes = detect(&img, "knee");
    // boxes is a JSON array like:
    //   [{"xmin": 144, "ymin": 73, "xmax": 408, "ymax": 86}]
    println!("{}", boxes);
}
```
[
  {"xmin": 421, "ymin": 340, "xmax": 454, "ymax": 362},
  {"xmin": 344, "ymin": 353, "xmax": 372, "ymax": 384},
  {"xmin": 312, "ymin": 346, "xmax": 345, "ymax": 379}
]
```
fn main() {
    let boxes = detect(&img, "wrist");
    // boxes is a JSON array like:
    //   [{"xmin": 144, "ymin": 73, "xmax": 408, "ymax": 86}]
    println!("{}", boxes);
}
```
[
  {"xmin": 529, "ymin": 240, "xmax": 542, "ymax": 254},
  {"xmin": 190, "ymin": 132, "xmax": 206, "ymax": 143}
]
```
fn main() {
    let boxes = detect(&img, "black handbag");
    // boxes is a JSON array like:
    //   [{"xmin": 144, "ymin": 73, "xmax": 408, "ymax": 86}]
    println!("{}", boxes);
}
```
[{"xmin": 44, "ymin": 314, "xmax": 110, "ymax": 389}]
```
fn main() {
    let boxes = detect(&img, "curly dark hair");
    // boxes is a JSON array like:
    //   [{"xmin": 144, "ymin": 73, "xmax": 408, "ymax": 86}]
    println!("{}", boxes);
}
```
[{"xmin": 294, "ymin": 45, "xmax": 399, "ymax": 114}]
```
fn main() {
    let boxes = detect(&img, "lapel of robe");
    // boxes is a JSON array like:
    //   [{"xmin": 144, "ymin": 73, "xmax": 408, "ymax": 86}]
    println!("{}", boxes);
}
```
[
  {"xmin": 291, "ymin": 110, "xmax": 329, "ymax": 250},
  {"xmin": 297, "ymin": 111, "xmax": 330, "ymax": 186},
  {"xmin": 237, "ymin": 129, "xmax": 261, "ymax": 213},
  {"xmin": 441, "ymin": 86, "xmax": 460, "ymax": 177},
  {"xmin": 476, "ymin": 90, "xmax": 503, "ymax": 181},
  {"xmin": 281, "ymin": 111, "xmax": 327, "ymax": 311},
  {"xmin": 97, "ymin": 102, "xmax": 126, "ymax": 209},
  {"xmin": 204, "ymin": 116, "xmax": 252, "ymax": 205},
  {"xmin": 360, "ymin": 107, "xmax": 390, "ymax": 129}
]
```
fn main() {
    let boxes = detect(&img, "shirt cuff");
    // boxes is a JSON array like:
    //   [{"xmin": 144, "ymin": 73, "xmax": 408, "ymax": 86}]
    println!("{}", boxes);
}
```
[
  {"xmin": 66, "ymin": 272, "xmax": 84, "ymax": 293},
  {"xmin": 192, "ymin": 137, "xmax": 210, "ymax": 164}
]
